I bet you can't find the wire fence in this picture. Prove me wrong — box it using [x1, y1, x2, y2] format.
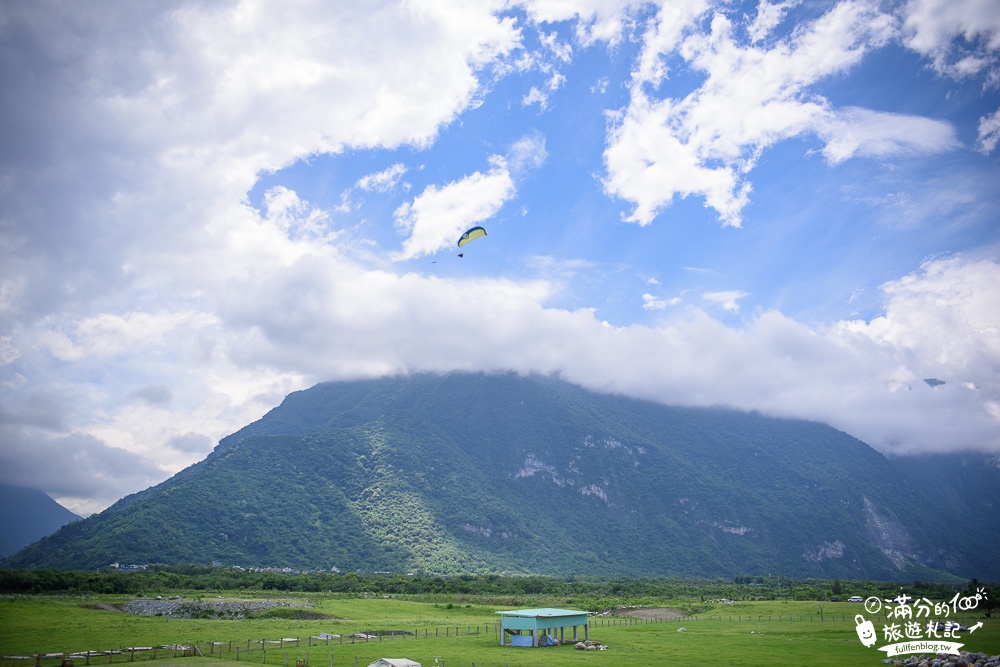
[2, 613, 985, 667]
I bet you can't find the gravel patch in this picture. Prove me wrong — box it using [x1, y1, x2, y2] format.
[612, 606, 687, 620]
[120, 599, 305, 620]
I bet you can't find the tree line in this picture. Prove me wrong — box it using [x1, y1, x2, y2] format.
[0, 566, 994, 613]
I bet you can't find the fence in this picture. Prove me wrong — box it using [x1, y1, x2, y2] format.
[3, 613, 984, 667]
[0, 645, 199, 667]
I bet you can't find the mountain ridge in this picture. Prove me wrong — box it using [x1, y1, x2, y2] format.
[0, 484, 81, 558]
[4, 372, 995, 580]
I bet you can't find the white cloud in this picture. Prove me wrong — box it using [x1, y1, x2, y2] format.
[603, 1, 959, 227]
[519, 0, 646, 46]
[508, 131, 549, 175]
[604, 91, 752, 226]
[0, 0, 997, 518]
[702, 290, 749, 312]
[641, 292, 681, 310]
[900, 0, 1000, 79]
[818, 107, 960, 164]
[356, 163, 408, 192]
[38, 311, 221, 362]
[633, 0, 710, 90]
[748, 0, 801, 44]
[828, 256, 1000, 451]
[262, 186, 335, 241]
[391, 131, 545, 260]
[392, 156, 516, 260]
[977, 108, 1000, 154]
[524, 86, 550, 109]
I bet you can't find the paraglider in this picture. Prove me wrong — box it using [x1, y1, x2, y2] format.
[456, 226, 487, 257]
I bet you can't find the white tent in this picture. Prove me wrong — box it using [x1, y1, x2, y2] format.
[367, 660, 421, 667]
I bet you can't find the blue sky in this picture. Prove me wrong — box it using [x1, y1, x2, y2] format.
[1, 0, 999, 515]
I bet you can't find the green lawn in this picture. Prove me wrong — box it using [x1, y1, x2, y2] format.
[1, 595, 996, 667]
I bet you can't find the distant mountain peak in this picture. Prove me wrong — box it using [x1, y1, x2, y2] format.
[4, 373, 996, 580]
[0, 484, 81, 558]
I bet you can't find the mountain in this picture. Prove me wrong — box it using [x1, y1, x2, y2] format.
[0, 484, 81, 558]
[890, 450, 1000, 545]
[4, 373, 996, 579]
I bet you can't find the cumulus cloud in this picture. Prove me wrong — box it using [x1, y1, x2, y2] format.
[208, 246, 1000, 458]
[520, 0, 647, 46]
[603, 0, 960, 227]
[828, 256, 1000, 450]
[747, 0, 801, 44]
[900, 0, 1000, 79]
[391, 131, 546, 260]
[392, 156, 516, 260]
[0, 0, 996, 517]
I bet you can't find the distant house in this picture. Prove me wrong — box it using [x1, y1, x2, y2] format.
[495, 607, 590, 647]
[367, 659, 421, 667]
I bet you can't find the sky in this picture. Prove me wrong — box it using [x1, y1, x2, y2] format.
[1, 0, 999, 516]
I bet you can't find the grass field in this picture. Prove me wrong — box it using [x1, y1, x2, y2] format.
[1, 594, 996, 667]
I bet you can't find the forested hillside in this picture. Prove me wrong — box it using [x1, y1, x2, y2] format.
[5, 373, 996, 580]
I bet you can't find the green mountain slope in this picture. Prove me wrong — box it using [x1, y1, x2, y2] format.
[5, 373, 995, 579]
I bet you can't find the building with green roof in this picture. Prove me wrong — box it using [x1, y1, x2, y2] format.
[494, 608, 590, 647]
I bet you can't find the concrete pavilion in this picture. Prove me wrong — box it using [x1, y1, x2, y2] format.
[495, 608, 590, 647]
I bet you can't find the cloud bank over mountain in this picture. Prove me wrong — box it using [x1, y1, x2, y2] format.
[1, 0, 997, 514]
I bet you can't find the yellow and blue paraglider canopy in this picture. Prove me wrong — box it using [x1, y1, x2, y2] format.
[457, 225, 487, 248]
